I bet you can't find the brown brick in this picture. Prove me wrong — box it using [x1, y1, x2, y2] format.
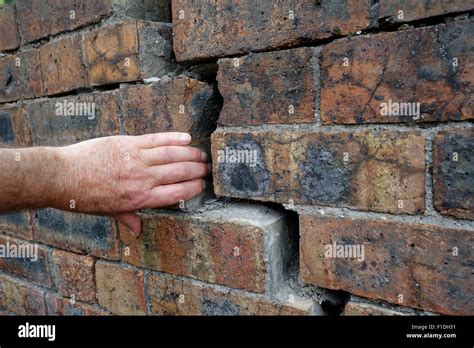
[51, 250, 96, 303]
[0, 274, 46, 315]
[26, 92, 120, 146]
[172, 0, 371, 62]
[95, 261, 146, 315]
[321, 20, 473, 124]
[121, 203, 289, 293]
[33, 209, 120, 260]
[16, 0, 112, 43]
[0, 4, 20, 51]
[0, 234, 52, 287]
[45, 292, 110, 315]
[40, 34, 87, 95]
[0, 211, 33, 240]
[379, 0, 474, 23]
[118, 76, 220, 144]
[0, 105, 32, 147]
[0, 49, 43, 103]
[212, 130, 425, 214]
[344, 300, 408, 316]
[84, 20, 174, 86]
[147, 272, 314, 315]
[433, 129, 474, 220]
[217, 48, 316, 126]
[300, 214, 474, 315]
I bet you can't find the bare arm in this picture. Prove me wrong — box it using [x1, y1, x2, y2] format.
[0, 132, 209, 236]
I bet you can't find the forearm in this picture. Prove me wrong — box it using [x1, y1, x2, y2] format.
[0, 147, 67, 212]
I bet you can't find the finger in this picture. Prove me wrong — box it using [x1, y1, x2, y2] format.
[113, 212, 142, 238]
[150, 161, 210, 185]
[140, 146, 207, 166]
[140, 179, 206, 208]
[132, 132, 192, 149]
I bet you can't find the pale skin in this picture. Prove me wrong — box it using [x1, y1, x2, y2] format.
[0, 132, 210, 237]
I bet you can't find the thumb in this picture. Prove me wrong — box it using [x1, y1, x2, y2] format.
[113, 212, 142, 238]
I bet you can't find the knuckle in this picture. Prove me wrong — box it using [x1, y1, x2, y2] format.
[173, 164, 188, 180]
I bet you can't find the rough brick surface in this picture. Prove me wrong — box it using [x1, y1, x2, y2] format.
[51, 250, 96, 303]
[121, 203, 289, 293]
[147, 272, 314, 315]
[433, 128, 474, 220]
[0, 106, 32, 147]
[45, 292, 110, 315]
[40, 34, 87, 95]
[33, 209, 119, 260]
[0, 274, 46, 315]
[84, 20, 174, 86]
[118, 77, 220, 143]
[321, 20, 473, 124]
[212, 130, 425, 214]
[0, 211, 33, 240]
[379, 0, 474, 23]
[300, 215, 474, 315]
[16, 0, 112, 43]
[172, 0, 372, 61]
[95, 261, 147, 315]
[0, 4, 20, 51]
[0, 234, 52, 287]
[344, 300, 408, 316]
[26, 93, 120, 146]
[217, 48, 317, 126]
[0, 50, 43, 103]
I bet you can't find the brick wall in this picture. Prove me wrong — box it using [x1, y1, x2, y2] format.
[0, 0, 472, 316]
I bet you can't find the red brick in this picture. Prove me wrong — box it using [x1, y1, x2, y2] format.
[212, 130, 425, 214]
[51, 250, 96, 303]
[39, 34, 87, 95]
[45, 292, 110, 315]
[0, 49, 43, 103]
[217, 47, 316, 126]
[433, 129, 474, 220]
[172, 0, 372, 61]
[33, 209, 120, 260]
[147, 272, 314, 315]
[84, 20, 174, 86]
[379, 0, 474, 23]
[321, 20, 473, 124]
[0, 211, 33, 240]
[95, 261, 147, 315]
[118, 76, 220, 144]
[0, 234, 52, 287]
[0, 105, 32, 147]
[0, 274, 46, 315]
[121, 203, 288, 293]
[0, 4, 20, 51]
[16, 0, 112, 43]
[300, 214, 474, 315]
[344, 300, 408, 316]
[26, 92, 120, 146]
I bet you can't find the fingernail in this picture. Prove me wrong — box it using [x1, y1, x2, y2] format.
[179, 133, 191, 142]
[201, 152, 208, 161]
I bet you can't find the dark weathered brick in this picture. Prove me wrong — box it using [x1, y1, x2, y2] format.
[16, 0, 112, 43]
[0, 234, 52, 287]
[212, 130, 425, 214]
[172, 0, 372, 61]
[45, 292, 110, 315]
[26, 93, 120, 146]
[379, 0, 474, 23]
[0, 50, 43, 103]
[147, 272, 314, 315]
[217, 48, 316, 126]
[300, 214, 474, 315]
[321, 20, 473, 124]
[0, 211, 33, 240]
[0, 274, 46, 315]
[0, 106, 32, 147]
[33, 209, 119, 260]
[0, 4, 20, 51]
[433, 129, 474, 220]
[121, 203, 289, 293]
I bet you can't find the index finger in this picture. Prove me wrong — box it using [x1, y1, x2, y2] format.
[132, 132, 192, 148]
